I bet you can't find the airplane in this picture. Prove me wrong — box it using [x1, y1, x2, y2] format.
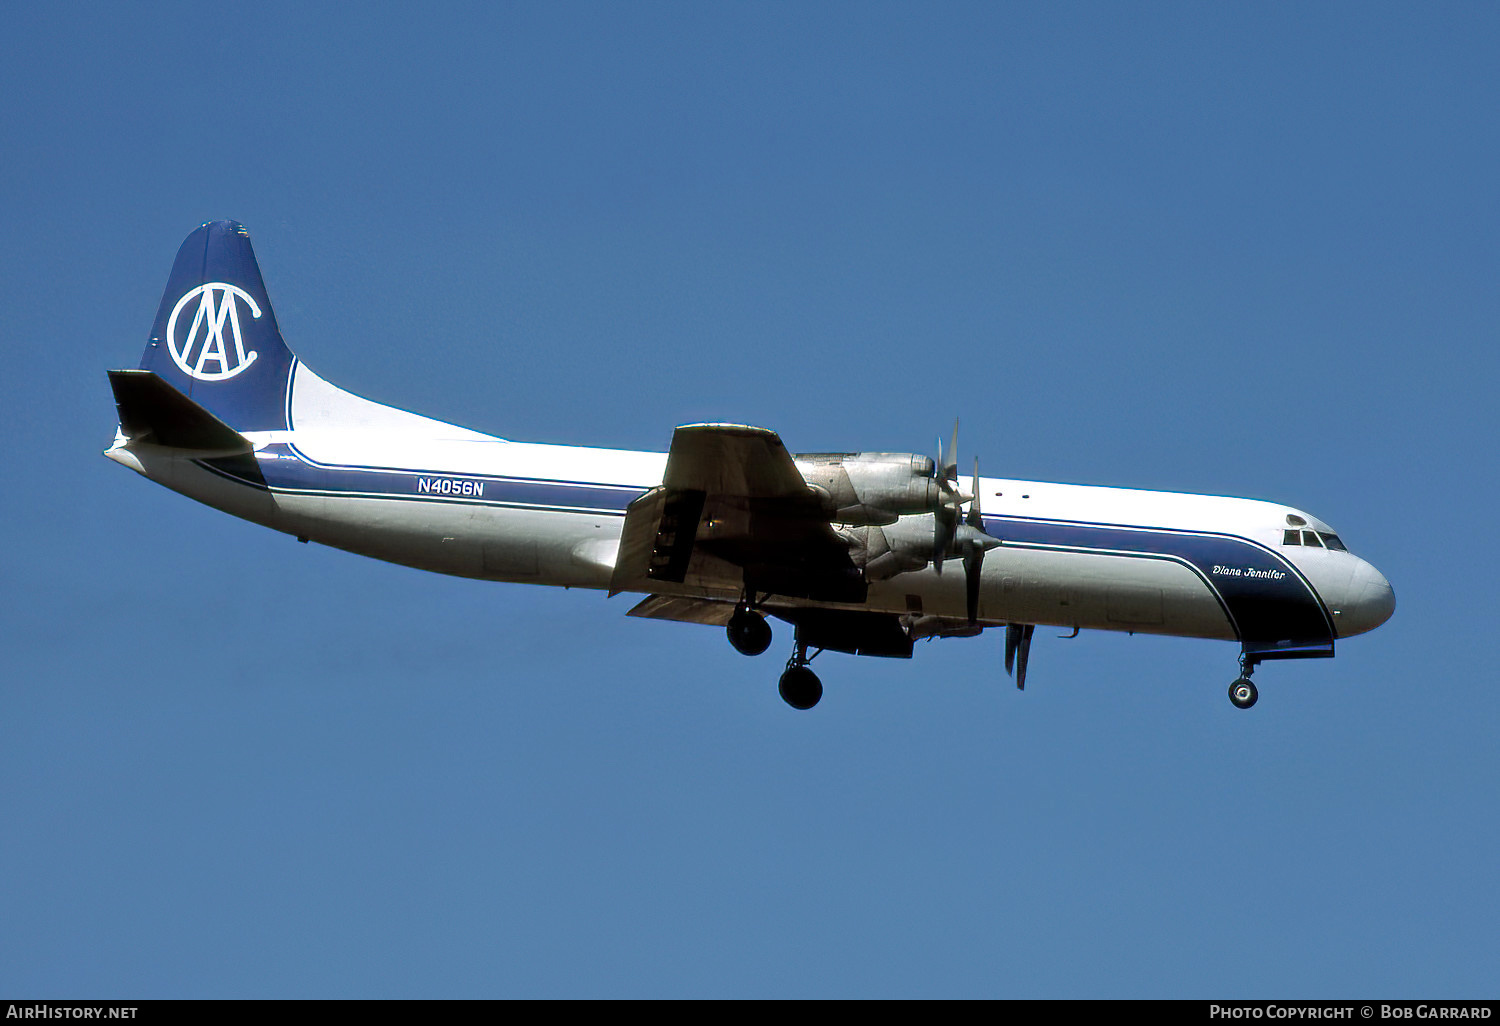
[104, 221, 1395, 711]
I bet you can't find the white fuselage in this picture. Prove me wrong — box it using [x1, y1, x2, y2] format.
[108, 362, 1394, 654]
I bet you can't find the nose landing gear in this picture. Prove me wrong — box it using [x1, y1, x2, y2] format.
[1228, 651, 1259, 710]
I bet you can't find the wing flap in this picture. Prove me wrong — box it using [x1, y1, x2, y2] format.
[626, 594, 738, 626]
[609, 487, 665, 596]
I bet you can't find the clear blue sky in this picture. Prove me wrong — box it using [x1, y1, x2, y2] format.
[2, 2, 1495, 998]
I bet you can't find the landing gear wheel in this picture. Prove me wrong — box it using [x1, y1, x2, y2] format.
[1229, 677, 1258, 710]
[726, 609, 773, 656]
[778, 666, 823, 710]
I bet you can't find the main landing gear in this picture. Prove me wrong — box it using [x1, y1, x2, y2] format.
[725, 601, 821, 709]
[1228, 651, 1259, 710]
[726, 604, 773, 656]
[778, 639, 822, 711]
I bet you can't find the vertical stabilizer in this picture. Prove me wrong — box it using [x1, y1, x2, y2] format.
[139, 221, 296, 432]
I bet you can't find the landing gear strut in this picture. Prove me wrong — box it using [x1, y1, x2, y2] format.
[1228, 651, 1259, 710]
[778, 637, 822, 710]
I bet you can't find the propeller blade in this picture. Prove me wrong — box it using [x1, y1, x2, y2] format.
[933, 504, 957, 573]
[967, 457, 983, 529]
[963, 540, 982, 624]
[1015, 624, 1032, 690]
[1005, 623, 1035, 690]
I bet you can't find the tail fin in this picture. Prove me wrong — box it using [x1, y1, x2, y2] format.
[137, 221, 296, 432]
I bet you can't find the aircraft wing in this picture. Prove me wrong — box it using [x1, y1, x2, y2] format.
[609, 423, 866, 603]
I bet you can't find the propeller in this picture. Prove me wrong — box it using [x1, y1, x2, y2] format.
[958, 457, 996, 625]
[926, 427, 1030, 680]
[930, 426, 1000, 624]
[932, 421, 968, 573]
[1004, 623, 1035, 690]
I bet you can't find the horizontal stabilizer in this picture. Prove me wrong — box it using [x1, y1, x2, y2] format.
[107, 369, 252, 453]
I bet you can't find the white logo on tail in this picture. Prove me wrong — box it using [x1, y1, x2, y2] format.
[166, 282, 262, 381]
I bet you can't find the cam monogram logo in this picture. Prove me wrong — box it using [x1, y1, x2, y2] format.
[165, 282, 262, 381]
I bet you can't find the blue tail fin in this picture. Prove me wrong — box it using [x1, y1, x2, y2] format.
[139, 221, 296, 432]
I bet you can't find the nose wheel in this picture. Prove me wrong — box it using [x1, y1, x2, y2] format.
[1228, 651, 1259, 709]
[1228, 677, 1258, 709]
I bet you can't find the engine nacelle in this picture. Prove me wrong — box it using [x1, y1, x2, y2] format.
[837, 514, 940, 582]
[795, 452, 941, 526]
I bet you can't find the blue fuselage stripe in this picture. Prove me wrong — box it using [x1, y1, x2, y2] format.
[199, 448, 1335, 650]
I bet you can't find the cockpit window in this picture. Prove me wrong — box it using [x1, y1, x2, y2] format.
[1282, 525, 1349, 552]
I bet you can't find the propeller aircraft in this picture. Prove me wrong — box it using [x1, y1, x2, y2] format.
[106, 222, 1395, 710]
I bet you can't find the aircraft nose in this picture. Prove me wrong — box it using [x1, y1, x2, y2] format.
[1335, 559, 1396, 638]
